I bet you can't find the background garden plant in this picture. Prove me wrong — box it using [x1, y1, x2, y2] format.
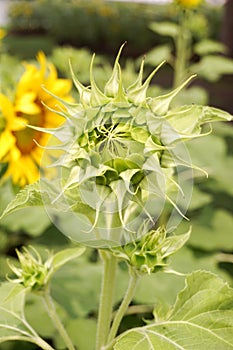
[0, 1, 233, 350]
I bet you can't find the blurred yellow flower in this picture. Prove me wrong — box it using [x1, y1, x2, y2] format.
[0, 28, 6, 40]
[176, 0, 202, 8]
[0, 28, 6, 48]
[0, 52, 72, 186]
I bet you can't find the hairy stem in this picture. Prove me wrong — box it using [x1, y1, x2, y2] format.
[35, 337, 57, 350]
[43, 288, 75, 350]
[216, 253, 233, 263]
[0, 336, 55, 350]
[107, 268, 139, 344]
[96, 250, 118, 350]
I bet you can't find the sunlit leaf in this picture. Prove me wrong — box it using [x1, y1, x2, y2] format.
[55, 318, 97, 350]
[149, 22, 179, 38]
[51, 246, 86, 271]
[139, 45, 171, 67]
[114, 271, 233, 350]
[0, 182, 44, 219]
[0, 283, 35, 343]
[191, 55, 233, 82]
[194, 40, 226, 56]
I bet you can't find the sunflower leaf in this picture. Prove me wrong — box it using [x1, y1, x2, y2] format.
[51, 246, 86, 272]
[0, 182, 45, 219]
[113, 271, 233, 350]
[149, 22, 179, 38]
[0, 283, 36, 343]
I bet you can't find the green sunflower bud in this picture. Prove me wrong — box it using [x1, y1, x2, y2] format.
[8, 246, 52, 291]
[7, 245, 85, 291]
[111, 226, 191, 274]
[35, 43, 232, 248]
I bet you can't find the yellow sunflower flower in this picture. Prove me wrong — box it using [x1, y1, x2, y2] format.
[175, 0, 203, 8]
[0, 52, 72, 186]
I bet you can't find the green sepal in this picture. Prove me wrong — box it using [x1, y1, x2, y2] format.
[69, 60, 91, 106]
[112, 63, 129, 107]
[127, 58, 145, 92]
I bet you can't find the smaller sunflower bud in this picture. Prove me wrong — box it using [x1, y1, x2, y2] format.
[8, 246, 52, 291]
[111, 227, 190, 274]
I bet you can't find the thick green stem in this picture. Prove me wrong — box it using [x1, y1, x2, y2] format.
[173, 10, 190, 88]
[96, 250, 118, 350]
[107, 268, 139, 344]
[43, 288, 75, 350]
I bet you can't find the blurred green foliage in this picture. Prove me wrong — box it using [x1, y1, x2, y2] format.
[5, 0, 223, 58]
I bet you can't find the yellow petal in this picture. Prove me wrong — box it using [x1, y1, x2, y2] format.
[37, 51, 47, 76]
[48, 79, 72, 97]
[16, 101, 41, 115]
[0, 94, 27, 130]
[15, 92, 41, 115]
[9, 116, 27, 131]
[16, 66, 40, 96]
[0, 130, 16, 159]
[5, 154, 39, 186]
[44, 110, 65, 128]
[0, 94, 15, 121]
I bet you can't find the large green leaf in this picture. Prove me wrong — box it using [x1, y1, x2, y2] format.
[25, 293, 56, 339]
[134, 243, 232, 308]
[0, 283, 35, 343]
[0, 207, 51, 237]
[51, 257, 102, 318]
[54, 318, 97, 350]
[114, 271, 233, 350]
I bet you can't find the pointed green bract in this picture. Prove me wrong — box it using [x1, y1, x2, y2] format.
[127, 60, 166, 105]
[105, 42, 126, 97]
[149, 74, 196, 115]
[90, 54, 111, 107]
